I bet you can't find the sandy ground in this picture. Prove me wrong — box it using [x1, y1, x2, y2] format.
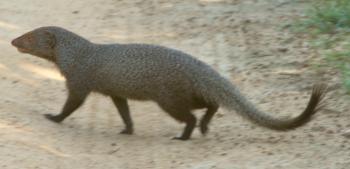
[0, 0, 349, 168]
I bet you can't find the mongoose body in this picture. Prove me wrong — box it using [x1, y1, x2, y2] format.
[12, 26, 326, 140]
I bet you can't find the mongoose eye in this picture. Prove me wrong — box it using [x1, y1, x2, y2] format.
[43, 31, 56, 48]
[26, 36, 34, 42]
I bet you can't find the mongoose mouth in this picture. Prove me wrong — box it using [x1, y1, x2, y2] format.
[16, 47, 30, 53]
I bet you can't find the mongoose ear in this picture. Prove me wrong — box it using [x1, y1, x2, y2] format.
[44, 30, 56, 48]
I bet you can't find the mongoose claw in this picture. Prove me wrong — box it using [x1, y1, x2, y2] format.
[44, 114, 63, 123]
[200, 125, 208, 136]
[119, 128, 133, 135]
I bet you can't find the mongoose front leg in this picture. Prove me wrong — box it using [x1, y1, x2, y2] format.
[111, 96, 133, 134]
[45, 90, 89, 123]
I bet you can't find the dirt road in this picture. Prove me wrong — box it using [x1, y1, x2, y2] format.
[0, 0, 349, 168]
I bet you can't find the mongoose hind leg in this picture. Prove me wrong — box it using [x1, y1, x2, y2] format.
[158, 101, 197, 140]
[45, 89, 89, 123]
[111, 96, 133, 134]
[171, 112, 197, 141]
[199, 104, 219, 135]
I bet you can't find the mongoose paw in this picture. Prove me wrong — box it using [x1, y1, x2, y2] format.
[119, 128, 133, 135]
[44, 114, 63, 123]
[171, 136, 190, 141]
[200, 125, 208, 136]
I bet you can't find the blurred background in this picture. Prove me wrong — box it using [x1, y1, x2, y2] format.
[0, 0, 349, 168]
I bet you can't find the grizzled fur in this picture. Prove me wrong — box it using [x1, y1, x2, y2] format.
[12, 26, 327, 140]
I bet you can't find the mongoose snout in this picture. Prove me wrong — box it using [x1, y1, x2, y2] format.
[11, 36, 26, 52]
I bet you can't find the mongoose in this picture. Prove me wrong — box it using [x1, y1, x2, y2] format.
[11, 26, 327, 140]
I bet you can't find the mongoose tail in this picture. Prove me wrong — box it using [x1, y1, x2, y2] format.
[221, 84, 327, 130]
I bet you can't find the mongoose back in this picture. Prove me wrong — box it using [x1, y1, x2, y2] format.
[11, 26, 327, 140]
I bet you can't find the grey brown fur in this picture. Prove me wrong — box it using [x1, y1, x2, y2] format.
[11, 26, 327, 140]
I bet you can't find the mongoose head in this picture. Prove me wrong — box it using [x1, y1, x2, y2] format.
[12, 28, 56, 61]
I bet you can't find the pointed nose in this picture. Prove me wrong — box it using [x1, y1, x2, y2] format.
[11, 38, 19, 47]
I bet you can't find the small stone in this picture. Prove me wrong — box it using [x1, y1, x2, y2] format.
[107, 148, 119, 154]
[268, 136, 275, 140]
[277, 47, 288, 53]
[326, 130, 334, 134]
[244, 19, 251, 24]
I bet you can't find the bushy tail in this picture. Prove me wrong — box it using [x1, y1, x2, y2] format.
[208, 78, 327, 130]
